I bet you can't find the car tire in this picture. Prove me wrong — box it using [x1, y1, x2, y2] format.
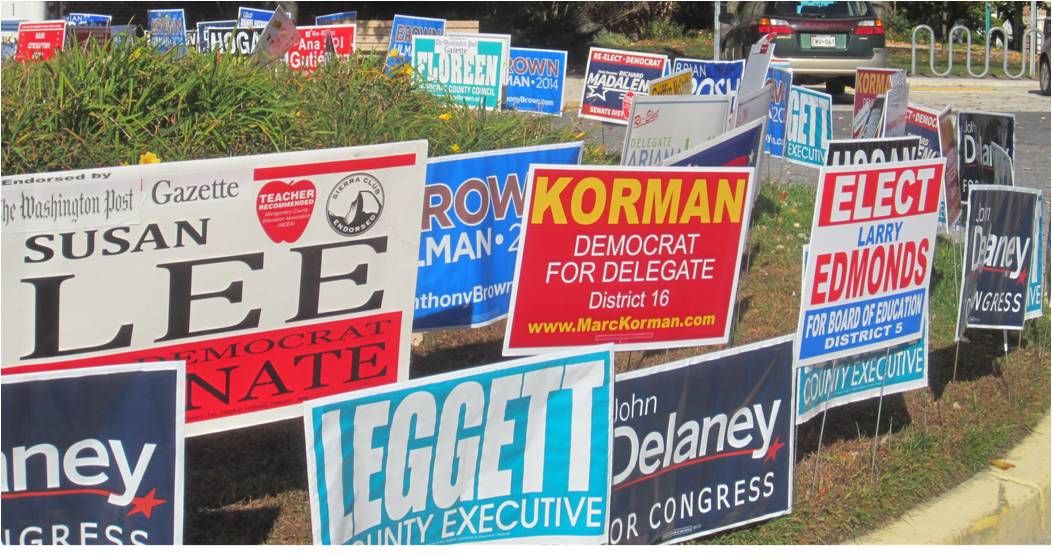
[1040, 56, 1051, 96]
[825, 79, 846, 96]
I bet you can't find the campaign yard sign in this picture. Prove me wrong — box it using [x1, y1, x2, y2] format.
[505, 47, 568, 115]
[795, 159, 945, 367]
[797, 325, 927, 424]
[824, 136, 920, 167]
[764, 65, 792, 157]
[147, 9, 186, 52]
[504, 165, 755, 355]
[733, 83, 773, 129]
[304, 347, 613, 545]
[15, 21, 66, 62]
[316, 11, 357, 26]
[956, 185, 1038, 337]
[385, 14, 445, 71]
[285, 25, 355, 72]
[413, 35, 507, 111]
[206, 27, 262, 55]
[938, 107, 962, 227]
[1026, 191, 1045, 319]
[238, 6, 273, 29]
[990, 143, 1014, 186]
[609, 336, 794, 545]
[579, 47, 669, 125]
[664, 118, 766, 169]
[907, 103, 962, 228]
[957, 110, 1015, 195]
[416, 143, 584, 330]
[66, 13, 111, 27]
[784, 86, 832, 168]
[1, 141, 428, 436]
[857, 95, 886, 140]
[738, 34, 776, 96]
[882, 80, 909, 137]
[671, 58, 744, 96]
[620, 95, 732, 166]
[647, 69, 693, 96]
[1, 362, 185, 545]
[196, 20, 236, 52]
[253, 5, 300, 66]
[852, 67, 902, 138]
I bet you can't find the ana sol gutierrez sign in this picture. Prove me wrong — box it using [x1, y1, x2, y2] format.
[285, 24, 356, 72]
[504, 165, 755, 355]
[795, 158, 944, 367]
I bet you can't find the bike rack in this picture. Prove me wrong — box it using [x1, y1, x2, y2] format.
[911, 24, 1039, 79]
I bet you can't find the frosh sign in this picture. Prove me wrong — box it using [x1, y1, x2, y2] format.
[1, 142, 427, 436]
[796, 159, 944, 366]
[505, 165, 755, 354]
[286, 25, 356, 72]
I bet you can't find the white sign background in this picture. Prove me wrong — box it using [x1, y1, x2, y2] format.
[2, 141, 428, 435]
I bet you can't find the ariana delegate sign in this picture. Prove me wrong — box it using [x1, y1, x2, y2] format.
[608, 336, 794, 545]
[303, 347, 613, 545]
[796, 159, 944, 367]
[0, 142, 428, 436]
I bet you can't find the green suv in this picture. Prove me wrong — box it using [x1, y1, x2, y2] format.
[720, 1, 889, 95]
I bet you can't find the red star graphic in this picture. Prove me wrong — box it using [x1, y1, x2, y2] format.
[1016, 270, 1028, 285]
[764, 436, 785, 463]
[127, 488, 166, 519]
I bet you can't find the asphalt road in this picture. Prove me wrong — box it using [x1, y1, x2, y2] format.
[556, 76, 1051, 209]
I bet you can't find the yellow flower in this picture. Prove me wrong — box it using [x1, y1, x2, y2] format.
[401, 65, 413, 76]
[450, 144, 461, 153]
[139, 151, 161, 164]
[573, 130, 587, 139]
[389, 49, 400, 59]
[438, 113, 452, 121]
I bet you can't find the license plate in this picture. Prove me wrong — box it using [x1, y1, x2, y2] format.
[810, 34, 836, 48]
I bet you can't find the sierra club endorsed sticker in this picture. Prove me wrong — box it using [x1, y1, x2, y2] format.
[326, 173, 384, 236]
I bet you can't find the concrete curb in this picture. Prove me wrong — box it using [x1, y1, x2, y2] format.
[850, 413, 1051, 544]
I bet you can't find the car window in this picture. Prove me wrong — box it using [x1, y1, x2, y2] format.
[766, 1, 871, 18]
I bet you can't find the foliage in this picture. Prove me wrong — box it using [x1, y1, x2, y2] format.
[883, 6, 915, 43]
[593, 29, 634, 48]
[640, 19, 687, 41]
[1, 37, 596, 175]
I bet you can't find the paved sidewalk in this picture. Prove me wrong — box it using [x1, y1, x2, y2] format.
[851, 413, 1051, 544]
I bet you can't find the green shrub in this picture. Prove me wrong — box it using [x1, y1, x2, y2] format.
[593, 29, 634, 48]
[883, 8, 914, 43]
[641, 19, 686, 41]
[2, 37, 601, 174]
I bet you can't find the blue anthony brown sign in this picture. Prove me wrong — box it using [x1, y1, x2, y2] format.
[1, 362, 185, 545]
[609, 336, 794, 545]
